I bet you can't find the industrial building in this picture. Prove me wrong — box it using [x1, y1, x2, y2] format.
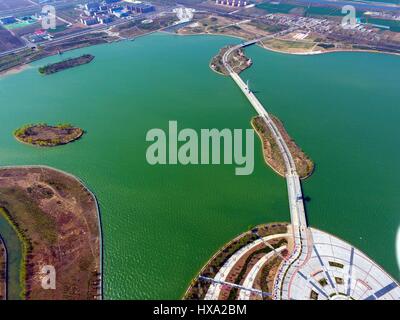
[113, 10, 130, 18]
[79, 1, 155, 23]
[97, 15, 113, 24]
[108, 6, 124, 13]
[125, 2, 155, 14]
[80, 17, 99, 26]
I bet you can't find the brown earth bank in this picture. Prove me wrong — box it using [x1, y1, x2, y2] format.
[210, 46, 252, 75]
[183, 222, 289, 300]
[0, 236, 5, 300]
[0, 166, 101, 300]
[251, 115, 314, 179]
[14, 124, 84, 147]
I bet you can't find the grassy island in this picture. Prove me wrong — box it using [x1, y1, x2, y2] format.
[251, 115, 314, 179]
[0, 166, 101, 300]
[0, 236, 5, 300]
[210, 46, 252, 76]
[14, 123, 84, 147]
[38, 54, 94, 75]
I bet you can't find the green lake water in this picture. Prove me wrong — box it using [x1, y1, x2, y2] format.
[0, 33, 399, 298]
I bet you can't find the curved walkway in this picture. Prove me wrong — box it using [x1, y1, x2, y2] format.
[238, 246, 287, 300]
[204, 233, 290, 300]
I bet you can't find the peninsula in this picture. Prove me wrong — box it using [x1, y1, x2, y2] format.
[0, 166, 101, 300]
[14, 124, 84, 147]
[251, 115, 314, 179]
[38, 54, 94, 75]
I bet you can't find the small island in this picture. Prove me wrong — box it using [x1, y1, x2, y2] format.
[210, 46, 252, 76]
[0, 166, 102, 300]
[14, 123, 84, 147]
[38, 54, 94, 75]
[251, 115, 314, 179]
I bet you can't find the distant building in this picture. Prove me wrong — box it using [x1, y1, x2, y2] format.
[108, 6, 123, 13]
[104, 0, 120, 3]
[98, 15, 113, 24]
[80, 17, 99, 26]
[0, 16, 17, 25]
[215, 0, 247, 7]
[84, 2, 100, 11]
[113, 10, 130, 18]
[94, 10, 109, 16]
[126, 2, 155, 14]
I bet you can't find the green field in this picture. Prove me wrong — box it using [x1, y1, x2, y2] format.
[4, 19, 37, 30]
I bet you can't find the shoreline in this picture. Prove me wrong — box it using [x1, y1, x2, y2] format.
[259, 42, 400, 57]
[1, 31, 399, 78]
[0, 64, 31, 78]
[0, 165, 103, 300]
[174, 29, 400, 57]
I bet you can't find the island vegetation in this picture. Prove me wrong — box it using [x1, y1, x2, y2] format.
[0, 237, 5, 300]
[38, 54, 94, 75]
[210, 46, 252, 75]
[251, 115, 314, 179]
[0, 166, 101, 300]
[14, 123, 84, 147]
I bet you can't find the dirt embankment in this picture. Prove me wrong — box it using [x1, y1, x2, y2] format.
[0, 237, 6, 300]
[210, 46, 252, 75]
[251, 115, 314, 179]
[14, 124, 84, 147]
[0, 166, 101, 300]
